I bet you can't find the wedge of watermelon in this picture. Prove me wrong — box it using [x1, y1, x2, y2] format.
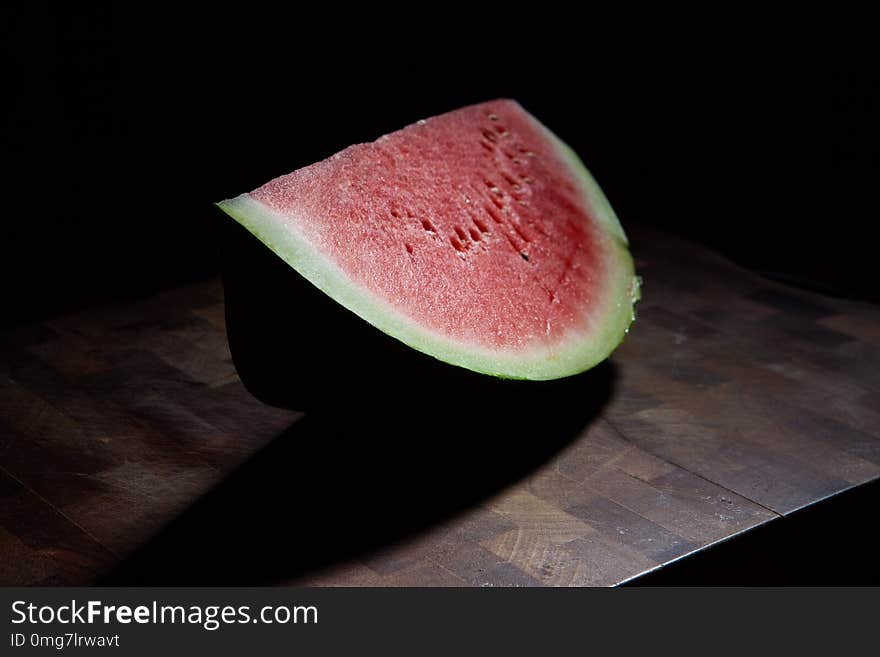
[218, 99, 638, 381]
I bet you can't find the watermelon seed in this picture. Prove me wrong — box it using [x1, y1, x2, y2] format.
[511, 221, 531, 243]
[484, 203, 504, 224]
[450, 236, 466, 253]
[469, 227, 481, 241]
[520, 252, 530, 262]
[481, 129, 498, 143]
[488, 113, 498, 121]
[405, 243, 414, 254]
[472, 217, 489, 233]
[421, 219, 437, 234]
[494, 125, 508, 135]
[417, 119, 427, 126]
[390, 209, 401, 218]
[502, 231, 522, 252]
[454, 226, 467, 242]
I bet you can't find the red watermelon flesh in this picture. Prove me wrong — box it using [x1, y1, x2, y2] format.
[218, 100, 638, 380]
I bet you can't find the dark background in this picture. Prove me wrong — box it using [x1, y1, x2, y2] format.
[2, 6, 873, 327]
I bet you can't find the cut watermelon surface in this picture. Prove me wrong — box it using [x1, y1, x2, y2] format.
[218, 100, 639, 380]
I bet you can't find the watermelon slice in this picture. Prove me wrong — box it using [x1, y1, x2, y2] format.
[217, 100, 638, 381]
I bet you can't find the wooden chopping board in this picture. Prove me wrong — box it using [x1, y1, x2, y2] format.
[1, 224, 878, 586]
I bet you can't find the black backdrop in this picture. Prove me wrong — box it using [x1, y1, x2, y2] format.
[2, 6, 873, 327]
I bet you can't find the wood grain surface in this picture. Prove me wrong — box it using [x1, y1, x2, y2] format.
[1, 225, 878, 586]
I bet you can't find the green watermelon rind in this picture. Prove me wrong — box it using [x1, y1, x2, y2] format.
[216, 112, 639, 381]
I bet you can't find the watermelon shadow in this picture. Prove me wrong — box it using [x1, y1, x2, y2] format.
[99, 221, 616, 584]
